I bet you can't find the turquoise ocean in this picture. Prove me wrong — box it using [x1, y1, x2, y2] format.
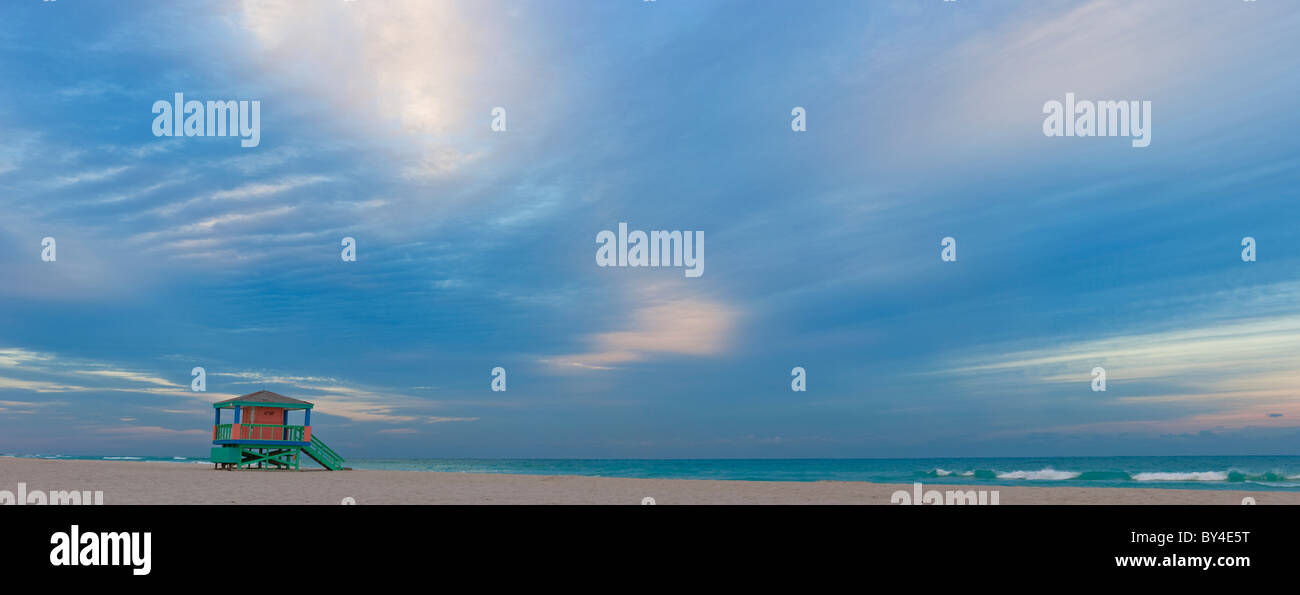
[9, 454, 1300, 491]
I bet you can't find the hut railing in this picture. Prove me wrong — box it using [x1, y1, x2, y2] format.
[308, 435, 345, 469]
[213, 423, 306, 442]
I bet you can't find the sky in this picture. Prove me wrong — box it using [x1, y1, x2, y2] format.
[1, 0, 1299, 459]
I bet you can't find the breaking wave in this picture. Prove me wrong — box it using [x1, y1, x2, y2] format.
[922, 467, 1296, 484]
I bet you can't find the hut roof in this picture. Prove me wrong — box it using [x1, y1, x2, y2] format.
[212, 390, 314, 409]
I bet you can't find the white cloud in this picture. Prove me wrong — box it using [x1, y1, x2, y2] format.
[129, 205, 298, 244]
[543, 290, 740, 371]
[48, 166, 131, 189]
[93, 425, 207, 438]
[875, 0, 1298, 167]
[942, 282, 1300, 433]
[237, 0, 532, 177]
[74, 369, 178, 388]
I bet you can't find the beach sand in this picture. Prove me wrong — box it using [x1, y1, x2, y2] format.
[2, 457, 1295, 504]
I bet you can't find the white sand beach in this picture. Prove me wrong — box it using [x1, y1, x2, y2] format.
[1, 457, 1296, 504]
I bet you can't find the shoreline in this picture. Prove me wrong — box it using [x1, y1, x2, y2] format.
[3, 457, 1298, 504]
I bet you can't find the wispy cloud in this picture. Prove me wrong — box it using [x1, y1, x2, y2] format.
[48, 165, 131, 189]
[74, 369, 178, 387]
[543, 293, 739, 371]
[942, 284, 1300, 435]
[236, 0, 535, 178]
[93, 425, 207, 438]
[204, 370, 477, 424]
[129, 205, 298, 244]
[147, 175, 331, 217]
[0, 347, 222, 401]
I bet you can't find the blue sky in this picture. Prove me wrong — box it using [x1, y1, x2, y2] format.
[2, 0, 1299, 458]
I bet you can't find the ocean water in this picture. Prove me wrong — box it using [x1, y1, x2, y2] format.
[10, 454, 1300, 491]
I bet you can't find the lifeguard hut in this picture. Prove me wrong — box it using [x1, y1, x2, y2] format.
[209, 390, 346, 470]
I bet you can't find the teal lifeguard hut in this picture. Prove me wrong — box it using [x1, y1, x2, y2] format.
[209, 390, 346, 470]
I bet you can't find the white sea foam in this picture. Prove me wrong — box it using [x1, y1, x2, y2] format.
[933, 468, 953, 476]
[1132, 471, 1228, 482]
[996, 468, 1080, 480]
[1252, 481, 1300, 488]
